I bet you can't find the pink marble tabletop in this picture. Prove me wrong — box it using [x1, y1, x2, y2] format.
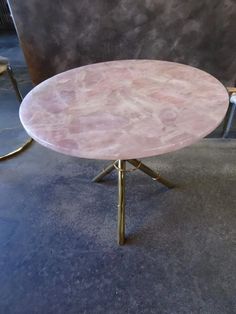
[20, 60, 229, 160]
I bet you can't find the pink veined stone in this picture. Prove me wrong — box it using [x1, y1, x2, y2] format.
[19, 60, 229, 160]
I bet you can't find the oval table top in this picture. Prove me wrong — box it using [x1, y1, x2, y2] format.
[20, 60, 229, 160]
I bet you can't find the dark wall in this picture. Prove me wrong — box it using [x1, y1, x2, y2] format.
[8, 0, 236, 85]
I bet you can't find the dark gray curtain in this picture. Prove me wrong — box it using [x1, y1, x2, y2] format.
[8, 0, 236, 85]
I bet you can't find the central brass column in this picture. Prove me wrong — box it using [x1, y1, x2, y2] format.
[92, 158, 175, 245]
[117, 160, 126, 245]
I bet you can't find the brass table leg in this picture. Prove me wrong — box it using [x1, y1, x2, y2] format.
[117, 160, 126, 245]
[92, 160, 118, 182]
[93, 158, 175, 245]
[128, 159, 175, 189]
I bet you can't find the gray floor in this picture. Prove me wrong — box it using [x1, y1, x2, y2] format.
[1, 32, 236, 314]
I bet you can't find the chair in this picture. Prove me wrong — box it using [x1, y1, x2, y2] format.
[0, 56, 32, 160]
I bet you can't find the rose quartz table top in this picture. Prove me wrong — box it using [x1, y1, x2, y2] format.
[20, 60, 229, 160]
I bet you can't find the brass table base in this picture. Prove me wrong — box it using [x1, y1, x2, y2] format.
[0, 63, 33, 161]
[0, 137, 33, 161]
[93, 159, 175, 245]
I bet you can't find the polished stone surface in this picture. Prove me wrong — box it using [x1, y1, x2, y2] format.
[20, 60, 228, 160]
[0, 139, 236, 313]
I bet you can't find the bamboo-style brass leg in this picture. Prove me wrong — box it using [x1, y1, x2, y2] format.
[117, 160, 126, 245]
[128, 159, 175, 189]
[92, 160, 118, 182]
[93, 158, 174, 245]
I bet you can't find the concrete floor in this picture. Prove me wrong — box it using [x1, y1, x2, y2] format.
[0, 31, 236, 313]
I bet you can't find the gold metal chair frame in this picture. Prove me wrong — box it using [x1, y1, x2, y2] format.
[92, 159, 175, 245]
[0, 63, 33, 161]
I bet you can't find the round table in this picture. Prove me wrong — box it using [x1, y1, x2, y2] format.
[20, 60, 229, 245]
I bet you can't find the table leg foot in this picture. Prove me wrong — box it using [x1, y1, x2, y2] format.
[92, 160, 118, 182]
[128, 159, 175, 189]
[117, 160, 126, 245]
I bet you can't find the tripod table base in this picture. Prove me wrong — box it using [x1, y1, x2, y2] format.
[92, 159, 175, 245]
